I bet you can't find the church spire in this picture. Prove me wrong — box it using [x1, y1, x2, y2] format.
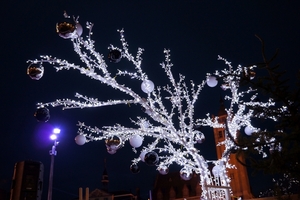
[218, 97, 227, 117]
[101, 158, 109, 191]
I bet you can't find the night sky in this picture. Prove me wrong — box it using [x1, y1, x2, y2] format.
[1, 1, 300, 199]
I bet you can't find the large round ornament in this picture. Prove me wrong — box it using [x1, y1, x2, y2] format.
[129, 135, 143, 148]
[141, 80, 155, 93]
[27, 64, 44, 80]
[144, 151, 159, 166]
[206, 76, 218, 87]
[130, 164, 140, 174]
[180, 168, 192, 180]
[75, 135, 86, 145]
[34, 107, 50, 122]
[108, 49, 122, 63]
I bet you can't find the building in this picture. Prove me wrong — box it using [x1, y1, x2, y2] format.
[76, 159, 138, 200]
[151, 172, 201, 200]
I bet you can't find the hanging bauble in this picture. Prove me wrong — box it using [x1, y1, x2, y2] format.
[180, 168, 192, 180]
[75, 135, 86, 145]
[129, 135, 143, 148]
[75, 23, 83, 37]
[130, 164, 140, 174]
[194, 130, 205, 144]
[34, 107, 50, 122]
[105, 137, 121, 150]
[27, 63, 44, 80]
[105, 137, 120, 154]
[212, 165, 223, 177]
[141, 80, 155, 93]
[244, 126, 254, 136]
[144, 151, 159, 166]
[56, 21, 79, 39]
[158, 166, 169, 175]
[207, 76, 218, 87]
[243, 70, 256, 80]
[108, 49, 122, 63]
[139, 151, 147, 162]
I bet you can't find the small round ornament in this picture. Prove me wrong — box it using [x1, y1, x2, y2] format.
[130, 164, 140, 174]
[158, 166, 169, 175]
[129, 135, 143, 148]
[75, 135, 86, 145]
[206, 76, 218, 87]
[105, 137, 120, 154]
[75, 23, 83, 37]
[144, 151, 159, 166]
[180, 168, 192, 180]
[108, 49, 122, 63]
[34, 107, 50, 122]
[56, 20, 82, 39]
[27, 63, 44, 80]
[139, 151, 147, 162]
[194, 130, 205, 144]
[141, 80, 155, 93]
[244, 126, 254, 136]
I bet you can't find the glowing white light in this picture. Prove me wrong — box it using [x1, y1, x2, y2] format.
[50, 134, 57, 140]
[53, 128, 61, 134]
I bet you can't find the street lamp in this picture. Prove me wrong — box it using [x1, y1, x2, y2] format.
[47, 128, 60, 200]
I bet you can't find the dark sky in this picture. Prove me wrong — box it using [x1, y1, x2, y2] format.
[1, 1, 300, 199]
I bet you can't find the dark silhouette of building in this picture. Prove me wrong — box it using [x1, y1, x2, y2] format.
[10, 160, 44, 200]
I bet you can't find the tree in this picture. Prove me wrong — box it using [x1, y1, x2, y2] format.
[230, 36, 300, 197]
[27, 14, 298, 199]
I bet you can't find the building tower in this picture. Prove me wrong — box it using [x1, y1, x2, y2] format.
[213, 99, 253, 199]
[101, 158, 109, 191]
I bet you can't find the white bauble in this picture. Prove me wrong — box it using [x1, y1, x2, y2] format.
[141, 80, 154, 93]
[244, 126, 254, 136]
[75, 135, 86, 145]
[129, 135, 143, 148]
[158, 166, 169, 175]
[180, 168, 192, 180]
[76, 23, 83, 37]
[206, 76, 218, 87]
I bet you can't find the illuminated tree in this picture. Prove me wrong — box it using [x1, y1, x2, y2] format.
[27, 14, 298, 199]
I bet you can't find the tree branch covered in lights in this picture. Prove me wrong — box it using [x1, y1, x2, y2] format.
[27, 14, 299, 198]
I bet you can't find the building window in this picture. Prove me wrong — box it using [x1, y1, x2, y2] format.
[218, 130, 223, 139]
[230, 173, 234, 180]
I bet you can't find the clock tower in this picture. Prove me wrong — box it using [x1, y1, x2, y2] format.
[213, 99, 253, 199]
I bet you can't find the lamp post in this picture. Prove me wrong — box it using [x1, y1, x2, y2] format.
[47, 128, 60, 200]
